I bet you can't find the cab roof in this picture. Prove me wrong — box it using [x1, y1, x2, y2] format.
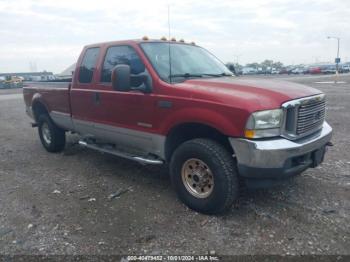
[84, 39, 196, 49]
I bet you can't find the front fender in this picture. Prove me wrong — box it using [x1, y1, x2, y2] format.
[159, 107, 244, 137]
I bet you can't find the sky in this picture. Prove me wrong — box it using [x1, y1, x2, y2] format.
[0, 0, 349, 73]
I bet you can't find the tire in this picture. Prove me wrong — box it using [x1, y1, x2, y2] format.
[170, 138, 239, 214]
[38, 114, 66, 153]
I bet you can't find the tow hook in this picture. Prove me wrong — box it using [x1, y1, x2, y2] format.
[31, 122, 38, 128]
[326, 141, 334, 147]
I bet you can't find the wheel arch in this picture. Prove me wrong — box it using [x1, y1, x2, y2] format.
[164, 122, 233, 162]
[32, 96, 50, 122]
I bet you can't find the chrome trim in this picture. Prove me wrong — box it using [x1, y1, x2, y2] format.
[281, 94, 326, 140]
[78, 140, 163, 165]
[229, 122, 332, 169]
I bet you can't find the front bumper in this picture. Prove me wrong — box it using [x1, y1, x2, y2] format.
[229, 122, 332, 186]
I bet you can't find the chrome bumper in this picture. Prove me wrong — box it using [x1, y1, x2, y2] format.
[229, 122, 332, 177]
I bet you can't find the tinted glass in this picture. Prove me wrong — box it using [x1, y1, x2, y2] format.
[101, 46, 145, 82]
[78, 47, 100, 83]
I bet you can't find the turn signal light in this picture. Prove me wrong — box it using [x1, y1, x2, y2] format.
[244, 129, 256, 139]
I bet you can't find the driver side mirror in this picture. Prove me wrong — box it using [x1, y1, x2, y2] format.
[111, 64, 131, 92]
[111, 64, 152, 93]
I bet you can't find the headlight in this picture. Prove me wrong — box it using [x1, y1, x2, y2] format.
[245, 109, 283, 138]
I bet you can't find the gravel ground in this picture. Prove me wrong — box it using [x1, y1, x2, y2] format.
[0, 74, 349, 256]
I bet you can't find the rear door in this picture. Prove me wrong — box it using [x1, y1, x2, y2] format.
[70, 46, 101, 135]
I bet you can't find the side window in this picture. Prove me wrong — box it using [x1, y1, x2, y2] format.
[78, 47, 100, 83]
[101, 46, 145, 83]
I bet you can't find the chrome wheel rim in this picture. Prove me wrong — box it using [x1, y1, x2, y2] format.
[42, 123, 52, 144]
[181, 158, 214, 198]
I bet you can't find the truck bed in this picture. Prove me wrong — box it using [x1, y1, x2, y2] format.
[23, 81, 71, 116]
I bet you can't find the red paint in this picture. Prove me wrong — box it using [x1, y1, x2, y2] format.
[309, 67, 322, 74]
[23, 39, 322, 138]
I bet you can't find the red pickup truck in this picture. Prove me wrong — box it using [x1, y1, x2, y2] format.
[23, 38, 332, 214]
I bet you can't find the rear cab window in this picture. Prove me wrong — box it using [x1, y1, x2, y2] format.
[78, 47, 100, 83]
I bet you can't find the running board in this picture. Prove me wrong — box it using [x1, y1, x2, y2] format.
[78, 140, 163, 165]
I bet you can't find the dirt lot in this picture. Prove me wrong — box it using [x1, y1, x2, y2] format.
[0, 74, 349, 256]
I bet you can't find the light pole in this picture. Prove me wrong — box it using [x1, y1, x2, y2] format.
[327, 36, 340, 74]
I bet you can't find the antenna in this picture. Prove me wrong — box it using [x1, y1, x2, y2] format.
[168, 5, 172, 83]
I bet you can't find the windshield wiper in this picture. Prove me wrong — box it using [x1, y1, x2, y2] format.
[169, 73, 203, 78]
[201, 73, 233, 77]
[169, 72, 232, 82]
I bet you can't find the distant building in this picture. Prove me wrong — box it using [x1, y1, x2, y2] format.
[0, 71, 54, 81]
[55, 63, 76, 80]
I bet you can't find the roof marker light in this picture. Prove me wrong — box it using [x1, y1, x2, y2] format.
[161, 36, 167, 41]
[171, 37, 176, 41]
[142, 36, 149, 40]
[179, 39, 185, 43]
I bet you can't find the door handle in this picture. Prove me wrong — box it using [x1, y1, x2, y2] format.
[93, 92, 100, 105]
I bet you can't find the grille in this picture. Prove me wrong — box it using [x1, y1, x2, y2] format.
[282, 94, 326, 139]
[296, 99, 326, 135]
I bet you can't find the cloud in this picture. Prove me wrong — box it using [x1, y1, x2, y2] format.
[0, 0, 349, 73]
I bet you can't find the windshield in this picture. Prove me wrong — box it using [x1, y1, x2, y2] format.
[140, 42, 232, 83]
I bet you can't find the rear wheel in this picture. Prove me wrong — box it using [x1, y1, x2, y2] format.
[170, 138, 239, 214]
[38, 114, 65, 152]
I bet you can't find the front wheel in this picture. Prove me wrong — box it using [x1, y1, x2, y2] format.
[170, 138, 239, 214]
[38, 114, 66, 153]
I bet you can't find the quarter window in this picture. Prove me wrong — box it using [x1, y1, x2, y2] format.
[78, 47, 100, 83]
[101, 46, 145, 83]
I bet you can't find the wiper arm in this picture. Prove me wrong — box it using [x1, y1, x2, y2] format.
[169, 73, 203, 78]
[201, 73, 233, 77]
[169, 72, 232, 82]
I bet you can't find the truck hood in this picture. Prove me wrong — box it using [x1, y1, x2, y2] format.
[176, 77, 322, 111]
